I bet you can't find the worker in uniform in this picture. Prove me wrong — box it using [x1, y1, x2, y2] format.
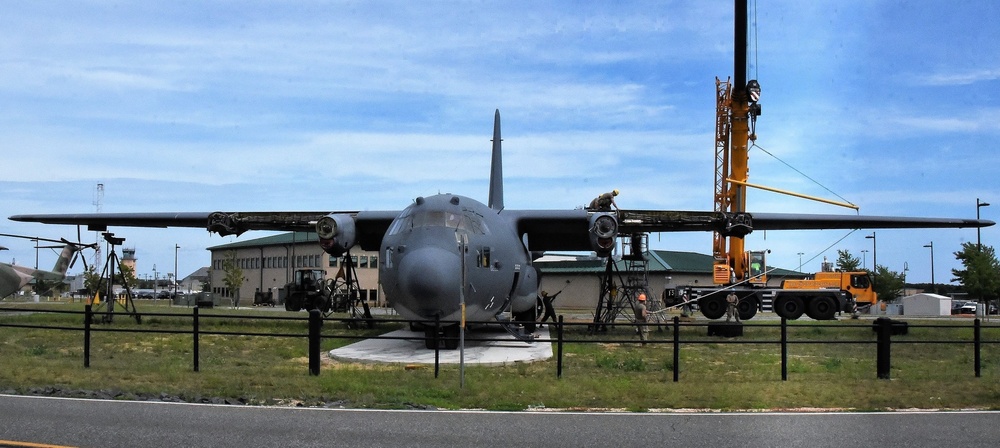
[725, 291, 740, 323]
[634, 293, 649, 344]
[680, 292, 693, 317]
[587, 189, 620, 212]
[539, 290, 562, 325]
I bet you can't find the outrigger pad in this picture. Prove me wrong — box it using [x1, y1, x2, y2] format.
[707, 321, 743, 337]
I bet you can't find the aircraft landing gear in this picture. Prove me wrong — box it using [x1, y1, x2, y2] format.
[423, 324, 460, 350]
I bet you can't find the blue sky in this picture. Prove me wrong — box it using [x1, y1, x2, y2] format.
[1, 1, 997, 285]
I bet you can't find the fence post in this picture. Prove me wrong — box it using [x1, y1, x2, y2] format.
[781, 317, 788, 381]
[193, 306, 200, 372]
[84, 304, 92, 368]
[557, 315, 564, 378]
[974, 318, 981, 378]
[672, 316, 679, 382]
[308, 309, 321, 376]
[876, 317, 892, 379]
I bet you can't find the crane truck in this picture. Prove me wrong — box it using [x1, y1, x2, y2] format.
[674, 1, 872, 321]
[673, 252, 876, 321]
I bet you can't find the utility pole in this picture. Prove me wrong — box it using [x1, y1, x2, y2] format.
[978, 198, 990, 252]
[923, 242, 935, 294]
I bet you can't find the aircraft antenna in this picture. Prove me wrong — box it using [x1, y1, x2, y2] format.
[92, 183, 104, 268]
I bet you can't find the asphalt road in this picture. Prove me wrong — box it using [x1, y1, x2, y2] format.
[1, 394, 998, 448]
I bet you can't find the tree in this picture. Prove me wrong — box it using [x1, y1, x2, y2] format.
[119, 263, 138, 292]
[952, 242, 1000, 308]
[83, 265, 102, 298]
[222, 250, 244, 308]
[835, 249, 861, 272]
[873, 265, 905, 303]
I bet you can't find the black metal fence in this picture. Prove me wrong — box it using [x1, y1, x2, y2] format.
[1, 305, 997, 380]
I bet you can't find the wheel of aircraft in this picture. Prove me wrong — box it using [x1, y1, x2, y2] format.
[514, 306, 537, 333]
[422, 325, 461, 350]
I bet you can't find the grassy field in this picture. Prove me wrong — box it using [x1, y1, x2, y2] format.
[2, 301, 1000, 411]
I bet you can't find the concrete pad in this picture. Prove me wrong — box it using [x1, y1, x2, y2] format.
[329, 326, 553, 366]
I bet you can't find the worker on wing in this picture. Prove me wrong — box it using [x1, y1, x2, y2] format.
[587, 189, 620, 212]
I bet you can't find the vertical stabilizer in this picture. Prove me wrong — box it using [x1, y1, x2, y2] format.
[488, 109, 504, 211]
[52, 245, 78, 277]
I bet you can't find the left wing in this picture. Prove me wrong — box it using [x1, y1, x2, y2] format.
[510, 209, 993, 253]
[9, 211, 401, 251]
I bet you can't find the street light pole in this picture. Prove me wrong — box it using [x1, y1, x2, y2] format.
[978, 198, 990, 252]
[31, 238, 39, 270]
[797, 252, 804, 272]
[861, 249, 868, 269]
[174, 244, 180, 305]
[866, 232, 877, 291]
[923, 242, 935, 294]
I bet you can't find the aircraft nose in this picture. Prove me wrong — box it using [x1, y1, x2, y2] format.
[397, 246, 461, 312]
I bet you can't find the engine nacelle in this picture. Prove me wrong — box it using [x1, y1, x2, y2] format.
[316, 213, 357, 256]
[588, 213, 618, 257]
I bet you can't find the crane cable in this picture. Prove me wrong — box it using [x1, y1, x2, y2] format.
[750, 141, 859, 212]
[750, 0, 759, 82]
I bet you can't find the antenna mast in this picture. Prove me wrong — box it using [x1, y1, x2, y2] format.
[92, 183, 104, 268]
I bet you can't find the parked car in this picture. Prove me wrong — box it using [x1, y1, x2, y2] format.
[951, 301, 967, 315]
[959, 302, 979, 315]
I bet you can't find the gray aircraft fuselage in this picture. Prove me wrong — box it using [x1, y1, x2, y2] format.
[380, 193, 538, 323]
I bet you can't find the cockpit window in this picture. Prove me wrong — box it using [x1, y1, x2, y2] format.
[386, 209, 489, 235]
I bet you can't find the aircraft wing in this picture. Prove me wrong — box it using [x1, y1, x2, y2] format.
[12, 209, 994, 254]
[747, 212, 992, 231]
[510, 209, 993, 252]
[615, 209, 992, 232]
[9, 211, 400, 251]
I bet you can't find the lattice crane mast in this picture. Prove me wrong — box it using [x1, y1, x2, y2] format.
[712, 0, 763, 286]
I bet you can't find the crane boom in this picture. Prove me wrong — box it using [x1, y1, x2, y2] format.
[712, 0, 757, 285]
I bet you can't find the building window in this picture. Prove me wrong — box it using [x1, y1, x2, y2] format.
[329, 256, 338, 268]
[359, 255, 368, 268]
[369, 255, 378, 269]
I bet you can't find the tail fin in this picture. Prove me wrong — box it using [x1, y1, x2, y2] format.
[488, 109, 504, 211]
[51, 245, 78, 278]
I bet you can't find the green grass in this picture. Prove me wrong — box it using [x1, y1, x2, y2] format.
[3, 302, 1000, 411]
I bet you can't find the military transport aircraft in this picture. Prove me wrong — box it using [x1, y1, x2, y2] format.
[0, 234, 92, 299]
[10, 110, 994, 346]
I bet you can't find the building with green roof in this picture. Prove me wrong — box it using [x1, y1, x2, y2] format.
[203, 231, 806, 311]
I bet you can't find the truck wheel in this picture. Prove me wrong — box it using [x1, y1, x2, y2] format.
[806, 297, 837, 320]
[737, 298, 758, 320]
[699, 296, 726, 320]
[285, 298, 301, 312]
[774, 296, 805, 320]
